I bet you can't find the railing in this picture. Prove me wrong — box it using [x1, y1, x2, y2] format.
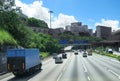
[0, 52, 7, 75]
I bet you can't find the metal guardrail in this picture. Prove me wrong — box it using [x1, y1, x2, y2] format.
[0, 63, 7, 75]
[0, 52, 7, 75]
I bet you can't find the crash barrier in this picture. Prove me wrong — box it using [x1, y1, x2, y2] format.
[0, 52, 7, 75]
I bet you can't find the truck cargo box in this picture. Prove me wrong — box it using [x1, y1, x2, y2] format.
[7, 48, 42, 75]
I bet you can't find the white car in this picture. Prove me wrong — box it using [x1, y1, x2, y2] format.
[108, 49, 113, 54]
[55, 57, 63, 64]
[83, 52, 87, 57]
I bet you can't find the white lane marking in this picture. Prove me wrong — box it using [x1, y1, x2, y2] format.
[108, 69, 120, 80]
[80, 54, 88, 72]
[56, 53, 73, 81]
[87, 76, 91, 81]
[110, 59, 120, 64]
[56, 72, 63, 81]
[63, 66, 66, 71]
[0, 75, 14, 81]
[81, 61, 87, 72]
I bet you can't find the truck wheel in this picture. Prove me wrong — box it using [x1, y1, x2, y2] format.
[39, 63, 42, 70]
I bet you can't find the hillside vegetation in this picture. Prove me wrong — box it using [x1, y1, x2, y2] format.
[0, 0, 61, 54]
[0, 29, 17, 45]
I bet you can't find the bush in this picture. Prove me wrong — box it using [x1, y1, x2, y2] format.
[117, 56, 120, 61]
[0, 11, 61, 53]
[41, 52, 49, 58]
[0, 29, 17, 45]
[95, 47, 120, 61]
[105, 54, 118, 58]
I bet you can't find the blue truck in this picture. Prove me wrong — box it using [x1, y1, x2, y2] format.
[7, 48, 42, 76]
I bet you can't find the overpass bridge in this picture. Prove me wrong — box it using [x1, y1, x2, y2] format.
[59, 40, 92, 50]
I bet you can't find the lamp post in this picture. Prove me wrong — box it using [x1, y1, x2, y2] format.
[48, 10, 53, 29]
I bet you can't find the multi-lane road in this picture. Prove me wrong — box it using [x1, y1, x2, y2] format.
[0, 51, 120, 81]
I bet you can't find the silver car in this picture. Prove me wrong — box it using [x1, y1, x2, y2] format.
[83, 52, 87, 57]
[55, 57, 63, 64]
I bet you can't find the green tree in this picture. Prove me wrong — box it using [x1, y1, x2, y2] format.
[59, 31, 103, 43]
[79, 32, 90, 36]
[0, 29, 17, 45]
[0, 0, 61, 54]
[0, 0, 15, 12]
[27, 17, 48, 28]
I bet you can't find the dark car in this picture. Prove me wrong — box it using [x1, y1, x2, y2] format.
[62, 53, 67, 59]
[74, 51, 78, 55]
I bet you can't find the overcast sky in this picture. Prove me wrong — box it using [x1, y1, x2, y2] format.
[15, 0, 120, 31]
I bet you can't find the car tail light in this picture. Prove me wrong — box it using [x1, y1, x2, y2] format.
[22, 63, 24, 69]
[8, 64, 10, 71]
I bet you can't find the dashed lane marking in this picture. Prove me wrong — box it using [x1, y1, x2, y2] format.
[56, 72, 63, 81]
[87, 76, 91, 81]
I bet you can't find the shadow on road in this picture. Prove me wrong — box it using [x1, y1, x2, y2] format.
[8, 69, 43, 81]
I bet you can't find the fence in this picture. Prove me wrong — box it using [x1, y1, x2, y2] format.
[0, 52, 7, 75]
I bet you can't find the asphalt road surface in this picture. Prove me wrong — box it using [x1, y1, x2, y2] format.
[0, 52, 120, 81]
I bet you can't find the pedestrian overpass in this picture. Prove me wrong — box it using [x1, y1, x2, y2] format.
[59, 40, 92, 50]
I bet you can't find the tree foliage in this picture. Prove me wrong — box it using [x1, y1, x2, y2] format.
[0, 0, 61, 54]
[0, 29, 17, 45]
[27, 17, 48, 28]
[59, 32, 103, 43]
[79, 32, 90, 36]
[0, 0, 15, 12]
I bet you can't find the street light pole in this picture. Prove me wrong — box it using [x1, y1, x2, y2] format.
[48, 10, 53, 29]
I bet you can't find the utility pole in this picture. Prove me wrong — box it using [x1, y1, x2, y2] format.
[48, 10, 53, 29]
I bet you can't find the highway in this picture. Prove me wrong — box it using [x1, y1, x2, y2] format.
[0, 52, 120, 81]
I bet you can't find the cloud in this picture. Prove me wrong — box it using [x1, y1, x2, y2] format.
[15, 0, 77, 28]
[52, 13, 78, 28]
[15, 0, 49, 22]
[95, 19, 120, 31]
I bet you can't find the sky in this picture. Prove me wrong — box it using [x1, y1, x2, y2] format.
[15, 0, 120, 31]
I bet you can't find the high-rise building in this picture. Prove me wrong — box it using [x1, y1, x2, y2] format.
[65, 25, 71, 31]
[71, 22, 82, 27]
[66, 22, 90, 35]
[70, 22, 82, 35]
[79, 25, 88, 33]
[88, 29, 93, 36]
[111, 29, 120, 41]
[96, 25, 112, 39]
[71, 26, 80, 35]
